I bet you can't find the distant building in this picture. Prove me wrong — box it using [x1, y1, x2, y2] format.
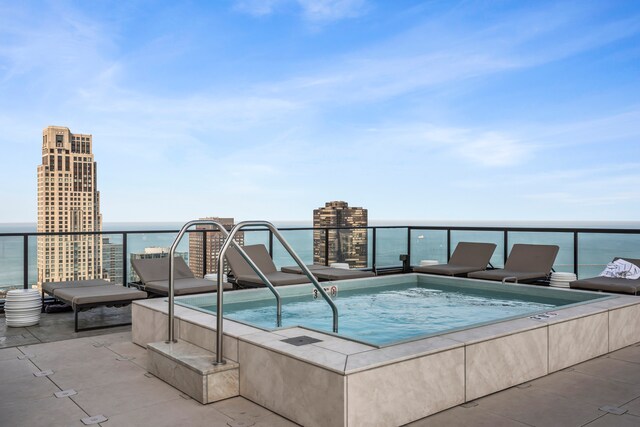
[188, 217, 244, 278]
[37, 126, 103, 287]
[313, 201, 368, 268]
[102, 237, 123, 284]
[129, 247, 188, 282]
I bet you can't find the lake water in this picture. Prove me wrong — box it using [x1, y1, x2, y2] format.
[1, 221, 639, 290]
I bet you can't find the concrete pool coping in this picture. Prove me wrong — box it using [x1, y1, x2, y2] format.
[132, 274, 640, 426]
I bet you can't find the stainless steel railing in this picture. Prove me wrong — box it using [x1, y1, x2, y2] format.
[214, 220, 339, 365]
[166, 220, 282, 347]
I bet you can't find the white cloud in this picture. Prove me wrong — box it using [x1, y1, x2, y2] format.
[233, 0, 283, 16]
[297, 0, 366, 21]
[233, 0, 366, 22]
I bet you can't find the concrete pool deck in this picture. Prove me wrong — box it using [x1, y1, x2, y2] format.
[2, 312, 640, 426]
[132, 275, 640, 426]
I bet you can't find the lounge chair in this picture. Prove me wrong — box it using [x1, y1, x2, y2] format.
[468, 244, 559, 283]
[225, 244, 311, 287]
[412, 242, 497, 277]
[570, 257, 640, 295]
[130, 256, 232, 296]
[42, 279, 147, 332]
[280, 264, 375, 281]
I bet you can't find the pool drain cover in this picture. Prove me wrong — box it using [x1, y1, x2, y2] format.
[281, 336, 322, 346]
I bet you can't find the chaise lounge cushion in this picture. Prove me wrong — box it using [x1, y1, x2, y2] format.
[235, 271, 311, 287]
[414, 265, 487, 276]
[467, 269, 549, 282]
[131, 257, 195, 282]
[413, 242, 497, 277]
[468, 244, 559, 283]
[280, 265, 375, 280]
[144, 278, 233, 295]
[43, 279, 110, 294]
[310, 269, 375, 281]
[280, 264, 330, 274]
[570, 257, 640, 295]
[131, 257, 231, 295]
[226, 244, 311, 287]
[569, 276, 640, 295]
[53, 285, 147, 310]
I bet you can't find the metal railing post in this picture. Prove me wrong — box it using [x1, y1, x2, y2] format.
[324, 229, 329, 266]
[574, 231, 579, 276]
[446, 229, 451, 262]
[122, 232, 128, 286]
[268, 230, 274, 258]
[503, 231, 509, 267]
[406, 227, 411, 266]
[23, 235, 28, 289]
[372, 228, 377, 272]
[201, 229, 207, 275]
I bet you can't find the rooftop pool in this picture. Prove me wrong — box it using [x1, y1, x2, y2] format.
[175, 274, 608, 346]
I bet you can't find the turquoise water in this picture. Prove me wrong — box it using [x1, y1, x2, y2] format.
[1, 221, 640, 289]
[178, 276, 604, 346]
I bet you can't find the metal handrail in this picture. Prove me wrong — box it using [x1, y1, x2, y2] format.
[214, 220, 339, 365]
[167, 220, 230, 343]
[166, 219, 283, 365]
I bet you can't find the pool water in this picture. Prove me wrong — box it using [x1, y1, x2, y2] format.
[177, 275, 606, 346]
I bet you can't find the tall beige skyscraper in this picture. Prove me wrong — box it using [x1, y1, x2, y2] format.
[188, 217, 244, 278]
[37, 126, 103, 287]
[313, 201, 368, 268]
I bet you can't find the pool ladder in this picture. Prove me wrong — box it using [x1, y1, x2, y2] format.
[165, 220, 339, 365]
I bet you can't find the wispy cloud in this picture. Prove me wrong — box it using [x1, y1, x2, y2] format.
[233, 0, 366, 22]
[233, 0, 283, 17]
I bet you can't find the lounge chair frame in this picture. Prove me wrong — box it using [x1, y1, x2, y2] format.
[42, 285, 145, 332]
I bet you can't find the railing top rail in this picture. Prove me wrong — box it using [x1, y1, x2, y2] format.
[2, 225, 640, 238]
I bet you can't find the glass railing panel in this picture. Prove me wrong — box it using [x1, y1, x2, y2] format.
[375, 228, 408, 268]
[409, 229, 448, 266]
[271, 229, 314, 269]
[314, 227, 370, 269]
[508, 232, 574, 273]
[126, 231, 181, 283]
[0, 236, 25, 297]
[450, 231, 505, 268]
[100, 233, 124, 284]
[243, 229, 270, 248]
[577, 233, 640, 279]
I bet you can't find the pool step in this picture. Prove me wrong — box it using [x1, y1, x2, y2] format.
[147, 340, 239, 404]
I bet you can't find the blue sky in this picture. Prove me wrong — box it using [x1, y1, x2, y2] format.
[1, 0, 639, 223]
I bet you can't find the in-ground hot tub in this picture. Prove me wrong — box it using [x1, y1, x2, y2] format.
[175, 274, 606, 346]
[132, 274, 640, 426]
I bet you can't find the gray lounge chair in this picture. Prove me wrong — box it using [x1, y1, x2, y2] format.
[131, 257, 232, 296]
[412, 242, 497, 277]
[570, 257, 640, 295]
[468, 244, 559, 283]
[280, 264, 375, 281]
[41, 279, 147, 332]
[225, 244, 311, 287]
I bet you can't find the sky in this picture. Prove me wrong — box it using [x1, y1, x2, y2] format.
[0, 0, 639, 223]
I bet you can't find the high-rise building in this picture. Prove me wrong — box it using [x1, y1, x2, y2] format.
[102, 237, 123, 284]
[188, 217, 244, 278]
[37, 126, 103, 287]
[129, 247, 188, 282]
[313, 201, 368, 268]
